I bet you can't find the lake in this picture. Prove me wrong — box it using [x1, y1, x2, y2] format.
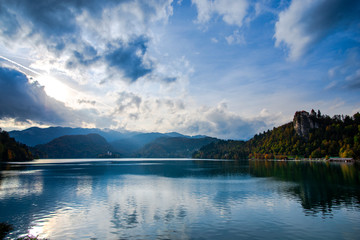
[0, 159, 360, 239]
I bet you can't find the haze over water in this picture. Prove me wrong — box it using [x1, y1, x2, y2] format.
[1, 159, 359, 239]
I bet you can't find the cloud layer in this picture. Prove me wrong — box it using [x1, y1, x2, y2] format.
[274, 0, 360, 60]
[0, 0, 359, 139]
[0, 66, 71, 125]
[0, 0, 174, 84]
[192, 0, 249, 26]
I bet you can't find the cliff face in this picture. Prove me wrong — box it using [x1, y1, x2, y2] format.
[293, 110, 319, 139]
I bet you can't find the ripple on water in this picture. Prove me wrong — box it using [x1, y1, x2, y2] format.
[1, 159, 360, 239]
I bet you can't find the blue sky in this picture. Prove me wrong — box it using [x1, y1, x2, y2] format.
[0, 0, 359, 139]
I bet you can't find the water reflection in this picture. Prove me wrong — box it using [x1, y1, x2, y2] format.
[249, 160, 360, 217]
[0, 159, 359, 239]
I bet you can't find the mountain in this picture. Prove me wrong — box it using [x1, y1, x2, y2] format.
[110, 132, 191, 156]
[9, 126, 211, 157]
[33, 134, 117, 159]
[110, 133, 165, 156]
[135, 136, 216, 158]
[193, 110, 360, 160]
[29, 131, 215, 159]
[8, 127, 131, 146]
[0, 129, 33, 162]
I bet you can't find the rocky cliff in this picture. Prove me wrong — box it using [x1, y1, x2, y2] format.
[293, 110, 319, 139]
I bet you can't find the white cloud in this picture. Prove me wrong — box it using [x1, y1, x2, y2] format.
[274, 0, 315, 60]
[213, 0, 248, 26]
[102, 89, 274, 139]
[274, 0, 360, 60]
[192, 0, 213, 24]
[0, 0, 175, 86]
[325, 48, 360, 89]
[211, 37, 219, 43]
[225, 30, 245, 45]
[192, 0, 249, 27]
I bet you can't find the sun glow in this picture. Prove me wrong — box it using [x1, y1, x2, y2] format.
[35, 75, 74, 103]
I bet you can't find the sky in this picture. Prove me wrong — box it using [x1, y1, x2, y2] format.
[0, 0, 359, 139]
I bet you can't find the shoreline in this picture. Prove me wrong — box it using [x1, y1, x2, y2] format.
[249, 157, 355, 162]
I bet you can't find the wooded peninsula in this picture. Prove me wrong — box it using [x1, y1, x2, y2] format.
[193, 110, 360, 160]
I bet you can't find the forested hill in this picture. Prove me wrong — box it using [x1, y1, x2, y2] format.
[31, 133, 215, 159]
[0, 129, 33, 162]
[32, 134, 117, 159]
[135, 136, 216, 158]
[193, 110, 360, 160]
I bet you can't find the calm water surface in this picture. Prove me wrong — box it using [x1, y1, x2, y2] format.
[0, 159, 360, 239]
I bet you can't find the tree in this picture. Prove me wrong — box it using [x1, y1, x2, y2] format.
[0, 129, 33, 162]
[193, 111, 360, 160]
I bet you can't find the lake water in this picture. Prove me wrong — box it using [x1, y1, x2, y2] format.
[0, 159, 359, 239]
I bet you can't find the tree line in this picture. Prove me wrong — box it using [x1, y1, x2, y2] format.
[193, 111, 360, 160]
[0, 128, 33, 162]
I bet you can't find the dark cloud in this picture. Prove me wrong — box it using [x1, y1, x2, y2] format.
[0, 0, 82, 52]
[0, 67, 67, 124]
[105, 36, 153, 82]
[0, 66, 111, 127]
[163, 77, 177, 83]
[0, 3, 20, 37]
[303, 0, 360, 36]
[275, 0, 360, 59]
[0, 0, 171, 83]
[22, 1, 77, 35]
[346, 70, 360, 89]
[0, 0, 114, 34]
[67, 45, 100, 68]
[78, 99, 96, 105]
[115, 91, 142, 114]
[129, 113, 139, 120]
[0, 0, 120, 52]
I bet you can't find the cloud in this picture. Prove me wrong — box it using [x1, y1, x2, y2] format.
[274, 0, 360, 60]
[163, 77, 177, 83]
[326, 48, 360, 90]
[67, 44, 101, 68]
[107, 90, 268, 139]
[213, 0, 249, 26]
[0, 0, 173, 84]
[192, 0, 213, 24]
[192, 0, 249, 27]
[211, 37, 218, 43]
[225, 30, 245, 45]
[0, 3, 21, 38]
[78, 99, 96, 106]
[178, 102, 268, 139]
[346, 69, 360, 89]
[0, 0, 87, 52]
[0, 66, 67, 124]
[0, 66, 114, 128]
[114, 91, 142, 115]
[105, 36, 153, 82]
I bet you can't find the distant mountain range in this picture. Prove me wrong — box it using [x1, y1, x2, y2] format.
[5, 109, 360, 160]
[8, 127, 130, 146]
[134, 136, 216, 158]
[9, 127, 216, 159]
